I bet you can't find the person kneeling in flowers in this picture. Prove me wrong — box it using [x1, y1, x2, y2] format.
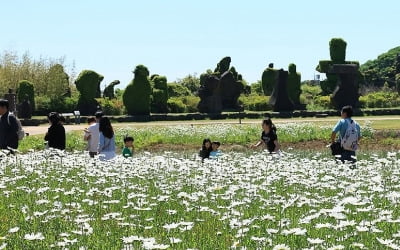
[251, 117, 280, 154]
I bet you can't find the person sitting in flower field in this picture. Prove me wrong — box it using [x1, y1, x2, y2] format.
[251, 117, 280, 154]
[209, 141, 222, 158]
[199, 138, 212, 160]
[44, 112, 66, 150]
[122, 136, 134, 158]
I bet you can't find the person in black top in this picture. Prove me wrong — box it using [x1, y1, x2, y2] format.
[0, 99, 18, 150]
[251, 117, 280, 153]
[199, 138, 212, 160]
[44, 112, 66, 150]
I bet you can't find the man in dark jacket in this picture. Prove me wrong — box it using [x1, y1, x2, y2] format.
[0, 99, 19, 150]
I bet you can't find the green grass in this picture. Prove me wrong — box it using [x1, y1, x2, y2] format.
[18, 122, 376, 154]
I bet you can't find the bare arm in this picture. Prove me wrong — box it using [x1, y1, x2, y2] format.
[330, 132, 337, 143]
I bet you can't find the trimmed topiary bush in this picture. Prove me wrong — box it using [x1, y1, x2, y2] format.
[75, 70, 104, 115]
[214, 57, 231, 75]
[261, 63, 277, 96]
[167, 97, 186, 113]
[151, 75, 168, 113]
[287, 63, 302, 105]
[17, 80, 35, 111]
[329, 38, 347, 63]
[123, 65, 152, 115]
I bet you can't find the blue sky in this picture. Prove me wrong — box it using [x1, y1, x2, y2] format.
[2, 0, 399, 89]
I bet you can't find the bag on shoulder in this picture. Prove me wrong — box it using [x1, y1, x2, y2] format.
[8, 113, 25, 140]
[330, 141, 343, 155]
[340, 119, 358, 151]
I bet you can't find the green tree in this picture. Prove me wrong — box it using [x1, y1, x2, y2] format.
[123, 65, 152, 115]
[176, 74, 200, 95]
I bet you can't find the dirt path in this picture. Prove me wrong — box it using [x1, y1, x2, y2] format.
[23, 116, 400, 136]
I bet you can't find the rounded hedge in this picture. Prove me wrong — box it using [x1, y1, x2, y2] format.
[123, 65, 152, 115]
[17, 80, 35, 111]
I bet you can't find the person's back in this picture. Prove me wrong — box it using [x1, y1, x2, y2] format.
[98, 116, 116, 160]
[0, 99, 19, 150]
[45, 112, 66, 150]
[331, 105, 361, 165]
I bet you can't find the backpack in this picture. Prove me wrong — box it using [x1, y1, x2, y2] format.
[340, 119, 358, 151]
[7, 113, 25, 140]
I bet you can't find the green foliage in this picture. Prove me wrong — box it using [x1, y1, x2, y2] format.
[75, 70, 104, 101]
[329, 38, 347, 63]
[96, 98, 124, 115]
[261, 66, 277, 95]
[214, 56, 231, 74]
[166, 96, 200, 113]
[35, 96, 78, 115]
[151, 75, 168, 113]
[0, 50, 72, 98]
[250, 81, 263, 95]
[17, 80, 35, 111]
[300, 83, 322, 108]
[319, 74, 338, 95]
[313, 95, 333, 109]
[182, 96, 200, 112]
[176, 74, 200, 95]
[396, 74, 400, 94]
[361, 46, 400, 87]
[167, 83, 192, 97]
[47, 64, 70, 98]
[316, 60, 331, 72]
[123, 65, 152, 115]
[359, 91, 400, 108]
[238, 94, 271, 111]
[167, 97, 186, 113]
[287, 63, 302, 104]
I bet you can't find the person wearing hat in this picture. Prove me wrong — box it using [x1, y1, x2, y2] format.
[209, 141, 221, 158]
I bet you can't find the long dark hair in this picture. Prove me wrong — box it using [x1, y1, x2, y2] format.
[202, 138, 212, 151]
[48, 112, 60, 125]
[262, 117, 276, 132]
[99, 117, 114, 139]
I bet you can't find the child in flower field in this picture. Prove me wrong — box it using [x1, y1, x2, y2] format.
[122, 136, 134, 158]
[209, 141, 222, 158]
[199, 138, 212, 160]
[251, 117, 280, 153]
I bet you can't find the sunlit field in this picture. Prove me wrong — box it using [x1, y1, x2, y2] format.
[1, 148, 400, 249]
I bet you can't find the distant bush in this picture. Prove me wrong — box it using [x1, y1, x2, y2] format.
[359, 91, 400, 108]
[35, 96, 78, 115]
[167, 83, 192, 97]
[167, 97, 186, 113]
[182, 96, 200, 112]
[97, 98, 124, 115]
[239, 95, 271, 111]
